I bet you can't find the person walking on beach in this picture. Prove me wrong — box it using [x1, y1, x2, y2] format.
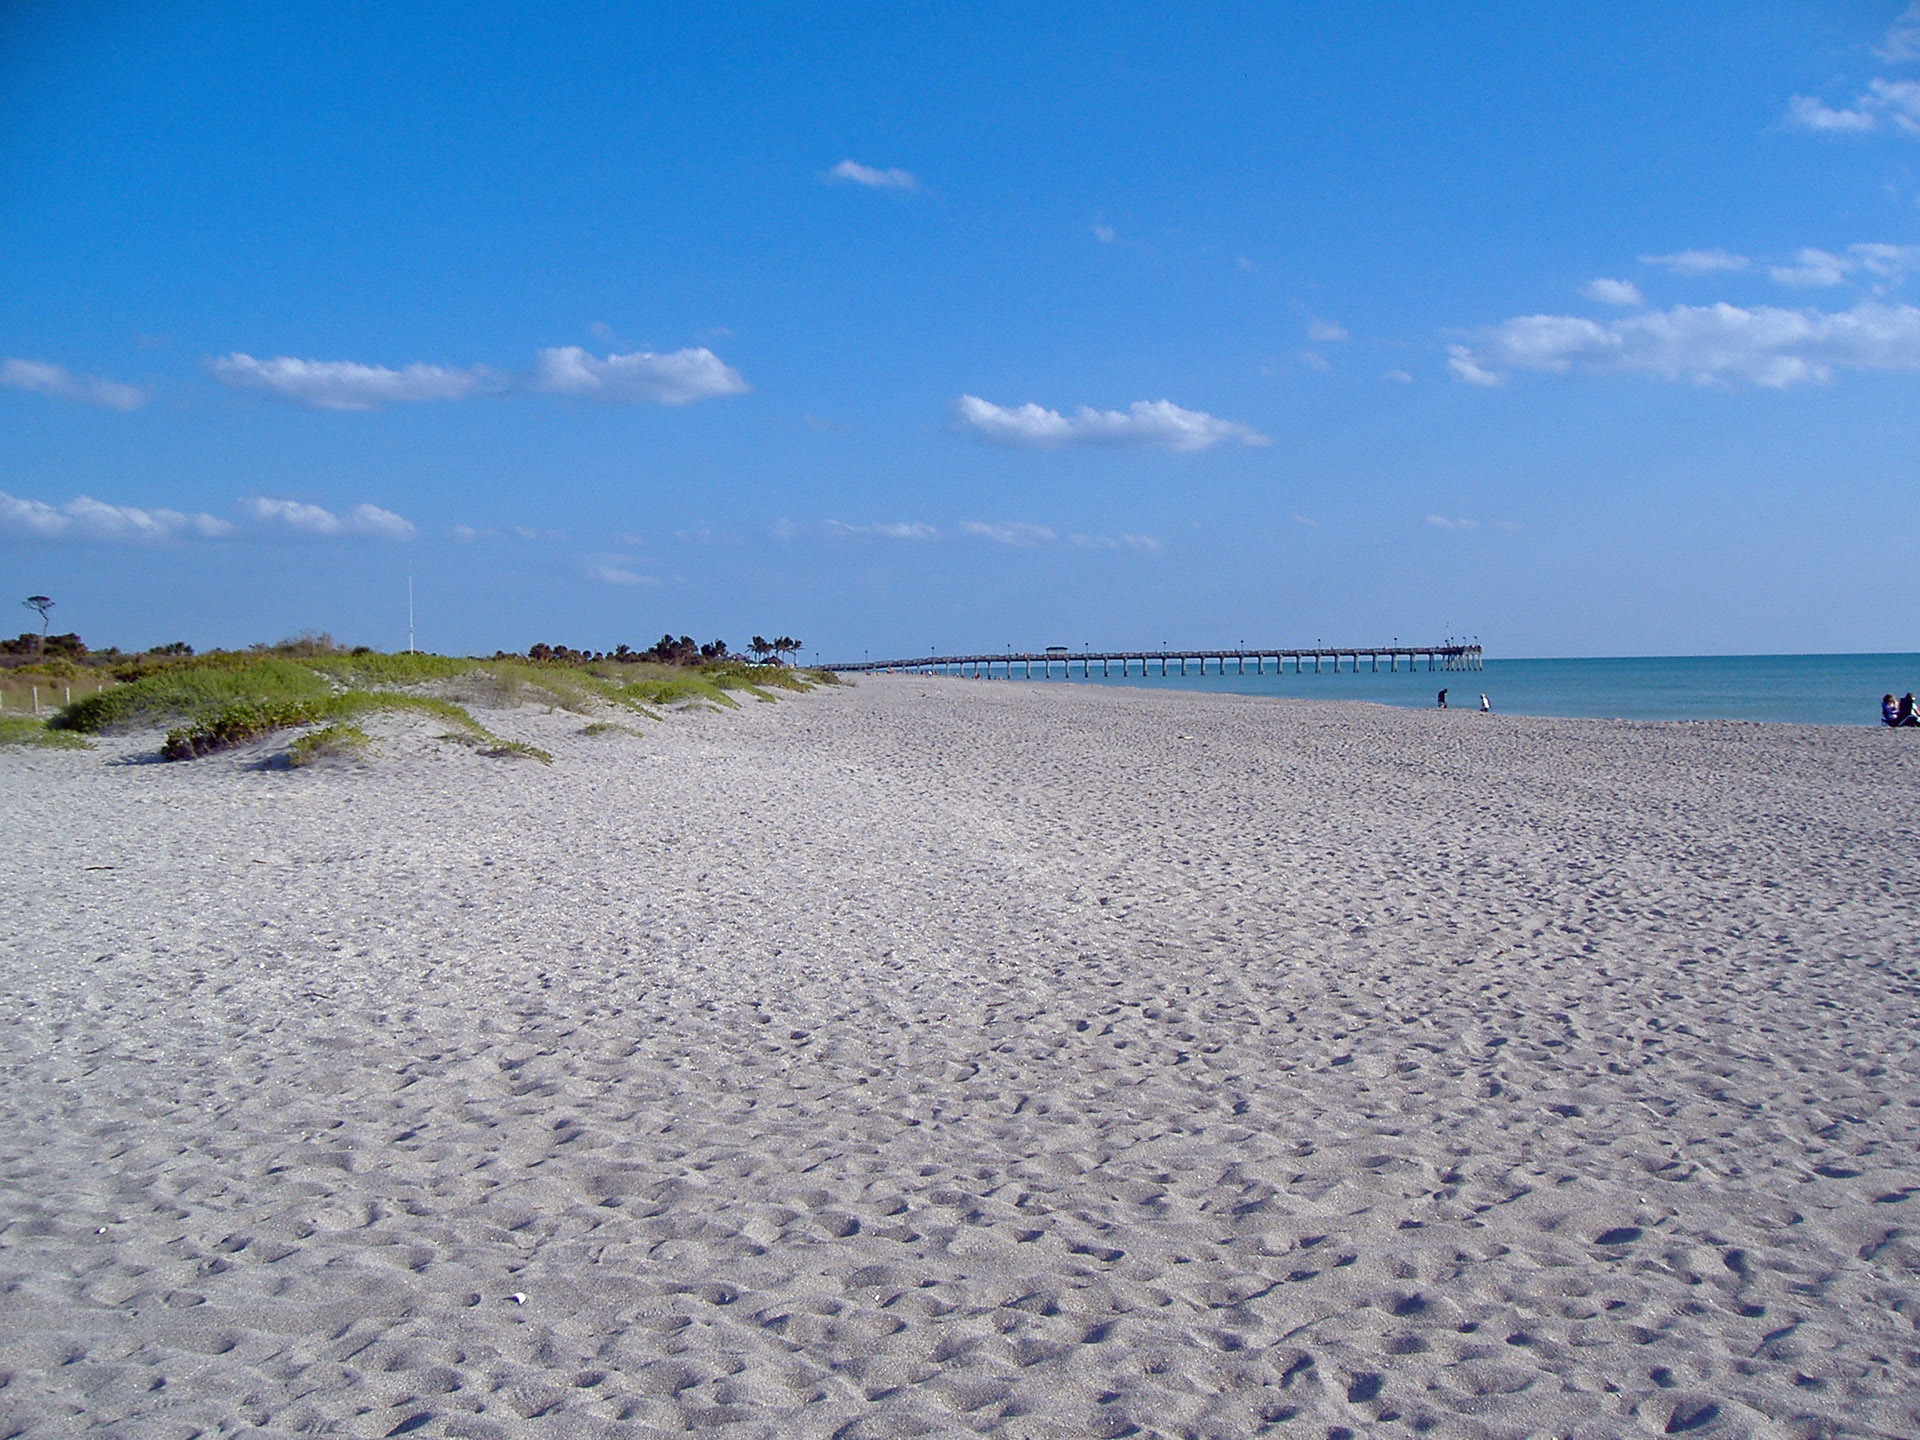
[1479, 692, 1491, 713]
[1436, 688, 1448, 709]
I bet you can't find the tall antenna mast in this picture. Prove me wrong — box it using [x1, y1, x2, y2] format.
[407, 559, 415, 654]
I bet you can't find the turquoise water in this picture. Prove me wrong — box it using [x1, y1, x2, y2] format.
[1051, 653, 1920, 727]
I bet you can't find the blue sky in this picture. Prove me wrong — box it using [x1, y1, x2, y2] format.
[4, 0, 1919, 660]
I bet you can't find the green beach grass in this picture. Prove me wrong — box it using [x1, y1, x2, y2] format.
[43, 647, 832, 763]
[0, 715, 92, 749]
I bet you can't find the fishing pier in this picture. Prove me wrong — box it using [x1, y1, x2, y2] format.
[826, 643, 1483, 678]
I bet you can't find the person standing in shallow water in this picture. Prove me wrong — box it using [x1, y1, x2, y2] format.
[1436, 688, 1448, 709]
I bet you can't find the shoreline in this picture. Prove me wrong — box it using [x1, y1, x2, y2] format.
[4, 674, 1917, 1436]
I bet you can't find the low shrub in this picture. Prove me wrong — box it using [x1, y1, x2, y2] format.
[162, 698, 323, 760]
[287, 721, 370, 767]
[55, 659, 330, 733]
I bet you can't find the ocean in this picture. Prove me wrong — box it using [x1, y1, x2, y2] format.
[1048, 653, 1920, 727]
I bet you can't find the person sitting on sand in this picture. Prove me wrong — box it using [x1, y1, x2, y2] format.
[1900, 693, 1920, 727]
[1887, 694, 1903, 727]
[1436, 688, 1448, 709]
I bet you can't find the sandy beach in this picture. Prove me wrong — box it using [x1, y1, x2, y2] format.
[3, 674, 1918, 1439]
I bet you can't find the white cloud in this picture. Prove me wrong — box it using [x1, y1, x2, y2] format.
[1064, 531, 1162, 551]
[824, 159, 918, 190]
[953, 395, 1269, 451]
[1299, 350, 1332, 372]
[1449, 298, 1920, 388]
[1785, 9, 1920, 131]
[1445, 346, 1502, 387]
[447, 524, 489, 542]
[824, 520, 939, 540]
[1882, 3, 1920, 62]
[588, 563, 657, 586]
[1292, 513, 1316, 526]
[530, 346, 748, 405]
[1426, 514, 1477, 530]
[1639, 248, 1751, 274]
[1307, 320, 1350, 342]
[1383, 369, 1414, 384]
[1849, 241, 1920, 276]
[0, 358, 147, 411]
[212, 346, 747, 409]
[210, 354, 493, 410]
[1785, 94, 1880, 133]
[962, 521, 1057, 546]
[242, 497, 415, 539]
[1769, 248, 1852, 287]
[1581, 278, 1644, 307]
[0, 491, 231, 542]
[1093, 223, 1117, 243]
[1768, 242, 1920, 287]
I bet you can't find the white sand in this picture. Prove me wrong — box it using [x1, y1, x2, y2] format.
[3, 675, 1918, 1439]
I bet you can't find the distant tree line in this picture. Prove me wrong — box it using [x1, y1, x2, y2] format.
[514, 634, 802, 667]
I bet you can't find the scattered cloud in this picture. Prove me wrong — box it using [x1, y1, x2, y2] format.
[1448, 299, 1920, 388]
[211, 354, 494, 410]
[1769, 248, 1852, 287]
[1299, 350, 1332, 372]
[954, 395, 1269, 451]
[1292, 513, 1316, 526]
[211, 346, 747, 410]
[447, 523, 559, 543]
[0, 491, 231, 541]
[1581, 278, 1644, 307]
[824, 520, 939, 540]
[1426, 514, 1477, 530]
[1640, 248, 1751, 275]
[1445, 347, 1502, 387]
[587, 563, 658, 586]
[531, 346, 748, 405]
[1785, 94, 1882, 133]
[824, 159, 918, 190]
[1383, 369, 1414, 383]
[242, 497, 415, 539]
[1065, 531, 1163, 551]
[1882, 3, 1920, 62]
[1, 358, 147, 410]
[1307, 320, 1350, 342]
[1786, 11, 1920, 136]
[962, 521, 1057, 546]
[1769, 242, 1920, 288]
[1235, 255, 1258, 273]
[589, 321, 617, 342]
[1093, 223, 1117, 243]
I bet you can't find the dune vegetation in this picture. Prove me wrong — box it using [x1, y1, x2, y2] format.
[37, 635, 833, 764]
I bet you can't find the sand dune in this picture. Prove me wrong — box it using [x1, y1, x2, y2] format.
[3, 676, 1918, 1438]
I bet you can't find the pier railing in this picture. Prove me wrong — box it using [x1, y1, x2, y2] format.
[825, 644, 1483, 678]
